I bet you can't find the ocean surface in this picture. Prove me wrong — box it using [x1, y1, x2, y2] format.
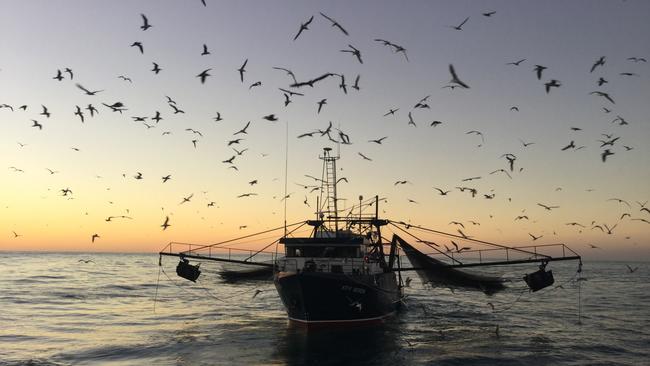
[0, 252, 648, 366]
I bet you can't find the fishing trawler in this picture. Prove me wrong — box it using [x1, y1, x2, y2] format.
[160, 147, 582, 327]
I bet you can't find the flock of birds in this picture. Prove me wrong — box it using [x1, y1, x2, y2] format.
[2, 3, 648, 266]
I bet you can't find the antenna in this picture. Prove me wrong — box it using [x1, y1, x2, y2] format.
[283, 118, 289, 238]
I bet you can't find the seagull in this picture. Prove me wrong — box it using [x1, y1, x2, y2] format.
[213, 112, 223, 122]
[368, 137, 387, 144]
[40, 105, 51, 118]
[293, 15, 314, 41]
[519, 139, 535, 147]
[238, 59, 248, 83]
[249, 81, 261, 89]
[597, 77, 608, 86]
[534, 65, 547, 80]
[340, 44, 363, 64]
[151, 62, 162, 74]
[197, 69, 212, 84]
[161, 216, 171, 230]
[352, 74, 360, 91]
[627, 57, 647, 63]
[233, 121, 251, 135]
[545, 79, 561, 93]
[140, 13, 152, 30]
[490, 169, 512, 179]
[482, 11, 496, 17]
[319, 12, 349, 36]
[76, 83, 103, 95]
[603, 223, 617, 234]
[12, 231, 21, 238]
[529, 233, 543, 241]
[383, 108, 399, 117]
[590, 91, 615, 104]
[78, 259, 95, 264]
[201, 44, 210, 55]
[358, 152, 372, 161]
[273, 68, 298, 84]
[449, 16, 469, 31]
[53, 69, 64, 81]
[317, 99, 327, 113]
[180, 193, 194, 205]
[31, 120, 43, 130]
[91, 234, 100, 243]
[561, 140, 575, 151]
[434, 187, 451, 196]
[601, 149, 614, 162]
[407, 111, 416, 127]
[448, 64, 470, 88]
[506, 58, 526, 66]
[537, 203, 559, 211]
[162, 175, 171, 183]
[607, 198, 631, 208]
[625, 264, 638, 273]
[590, 56, 605, 73]
[118, 75, 132, 83]
[263, 114, 278, 122]
[74, 106, 84, 123]
[130, 41, 144, 54]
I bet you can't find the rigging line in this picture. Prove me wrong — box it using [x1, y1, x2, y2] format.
[284, 117, 289, 238]
[173, 221, 305, 253]
[153, 263, 162, 313]
[243, 221, 309, 262]
[160, 265, 271, 306]
[388, 222, 459, 263]
[388, 220, 547, 259]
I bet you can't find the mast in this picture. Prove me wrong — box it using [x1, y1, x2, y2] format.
[319, 147, 340, 234]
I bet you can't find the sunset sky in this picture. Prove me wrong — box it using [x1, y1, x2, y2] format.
[1, 1, 649, 260]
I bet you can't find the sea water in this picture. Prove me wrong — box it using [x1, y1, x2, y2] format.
[0, 252, 648, 365]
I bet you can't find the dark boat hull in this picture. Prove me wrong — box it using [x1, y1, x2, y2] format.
[274, 271, 402, 326]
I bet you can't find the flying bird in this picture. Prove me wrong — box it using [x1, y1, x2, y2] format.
[506, 58, 526, 66]
[340, 44, 363, 64]
[590, 91, 615, 104]
[201, 44, 210, 55]
[130, 41, 144, 54]
[76, 83, 104, 95]
[151, 62, 162, 74]
[534, 65, 547, 80]
[448, 64, 470, 88]
[449, 16, 469, 31]
[238, 59, 248, 82]
[319, 12, 349, 36]
[590, 56, 605, 73]
[91, 234, 100, 243]
[140, 13, 152, 30]
[197, 68, 212, 84]
[293, 15, 314, 41]
[161, 216, 171, 230]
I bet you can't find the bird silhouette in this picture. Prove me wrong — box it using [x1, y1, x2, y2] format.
[534, 65, 547, 80]
[151, 62, 162, 74]
[201, 44, 210, 55]
[91, 234, 100, 243]
[340, 45, 363, 64]
[140, 13, 152, 30]
[319, 12, 349, 36]
[590, 56, 605, 73]
[197, 69, 211, 84]
[161, 216, 171, 230]
[449, 16, 469, 31]
[317, 99, 327, 113]
[131, 41, 144, 54]
[293, 15, 314, 41]
[590, 91, 615, 104]
[506, 58, 526, 66]
[238, 59, 248, 83]
[448, 64, 470, 88]
[625, 264, 638, 273]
